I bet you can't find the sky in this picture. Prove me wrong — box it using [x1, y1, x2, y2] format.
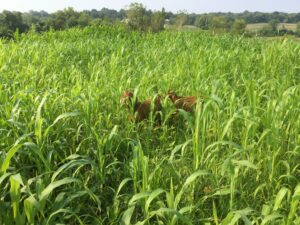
[1, 0, 300, 13]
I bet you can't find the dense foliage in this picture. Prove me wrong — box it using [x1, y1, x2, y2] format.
[1, 4, 300, 39]
[0, 26, 300, 224]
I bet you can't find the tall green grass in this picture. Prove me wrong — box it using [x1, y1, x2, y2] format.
[0, 26, 299, 224]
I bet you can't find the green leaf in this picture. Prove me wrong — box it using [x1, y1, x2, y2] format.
[39, 178, 78, 202]
[116, 178, 132, 198]
[128, 192, 150, 206]
[10, 174, 23, 221]
[261, 213, 283, 225]
[150, 208, 193, 225]
[0, 172, 13, 185]
[44, 112, 81, 137]
[213, 188, 231, 196]
[24, 195, 39, 224]
[182, 170, 211, 188]
[232, 160, 257, 170]
[121, 206, 135, 225]
[213, 200, 219, 225]
[1, 145, 22, 173]
[35, 95, 47, 143]
[273, 187, 289, 211]
[287, 184, 300, 224]
[51, 158, 91, 182]
[145, 189, 165, 213]
[175, 170, 211, 208]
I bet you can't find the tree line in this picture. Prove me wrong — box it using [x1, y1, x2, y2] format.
[1, 3, 300, 39]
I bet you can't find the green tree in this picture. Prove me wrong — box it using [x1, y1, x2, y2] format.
[125, 3, 149, 31]
[77, 12, 92, 27]
[91, 18, 103, 26]
[210, 16, 231, 32]
[297, 22, 300, 36]
[231, 19, 247, 34]
[150, 9, 165, 32]
[269, 19, 279, 33]
[175, 11, 188, 29]
[194, 15, 210, 30]
[0, 11, 28, 38]
[50, 7, 81, 30]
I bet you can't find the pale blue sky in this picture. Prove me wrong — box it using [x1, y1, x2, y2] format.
[1, 0, 300, 13]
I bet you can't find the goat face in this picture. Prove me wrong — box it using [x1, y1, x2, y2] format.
[120, 91, 134, 108]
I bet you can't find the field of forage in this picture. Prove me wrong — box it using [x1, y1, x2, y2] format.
[0, 26, 300, 224]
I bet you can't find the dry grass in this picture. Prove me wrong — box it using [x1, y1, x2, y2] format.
[246, 23, 297, 32]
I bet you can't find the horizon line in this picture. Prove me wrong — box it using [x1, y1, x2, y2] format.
[1, 7, 300, 15]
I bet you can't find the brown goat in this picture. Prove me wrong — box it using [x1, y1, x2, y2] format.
[120, 91, 162, 123]
[167, 90, 203, 112]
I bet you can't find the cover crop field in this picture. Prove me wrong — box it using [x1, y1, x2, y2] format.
[0, 26, 299, 224]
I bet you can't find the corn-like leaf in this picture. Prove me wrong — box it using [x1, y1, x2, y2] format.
[128, 192, 150, 206]
[232, 160, 257, 170]
[24, 195, 39, 224]
[151, 208, 193, 225]
[10, 174, 23, 222]
[287, 184, 300, 225]
[35, 95, 47, 143]
[213, 200, 219, 225]
[121, 206, 135, 225]
[1, 144, 22, 173]
[145, 188, 165, 213]
[273, 187, 290, 211]
[261, 213, 283, 225]
[116, 178, 132, 198]
[39, 178, 78, 202]
[44, 112, 81, 136]
[175, 170, 211, 208]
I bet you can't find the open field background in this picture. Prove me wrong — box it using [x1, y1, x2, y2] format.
[0, 26, 300, 224]
[246, 23, 298, 32]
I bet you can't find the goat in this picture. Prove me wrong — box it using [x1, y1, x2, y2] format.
[120, 91, 162, 123]
[167, 90, 203, 112]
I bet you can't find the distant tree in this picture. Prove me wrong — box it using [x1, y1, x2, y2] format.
[259, 26, 275, 37]
[51, 8, 76, 29]
[231, 19, 247, 34]
[252, 12, 269, 23]
[49, 7, 92, 30]
[210, 16, 231, 32]
[278, 28, 295, 36]
[165, 11, 175, 21]
[150, 9, 165, 32]
[175, 11, 188, 29]
[297, 22, 300, 36]
[119, 9, 126, 20]
[125, 3, 150, 31]
[91, 18, 103, 26]
[77, 12, 92, 27]
[270, 11, 285, 23]
[194, 15, 210, 30]
[187, 13, 197, 25]
[22, 11, 49, 30]
[1, 7, 300, 38]
[269, 19, 280, 33]
[0, 11, 28, 38]
[64, 8, 81, 28]
[92, 8, 121, 22]
[22, 13, 39, 27]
